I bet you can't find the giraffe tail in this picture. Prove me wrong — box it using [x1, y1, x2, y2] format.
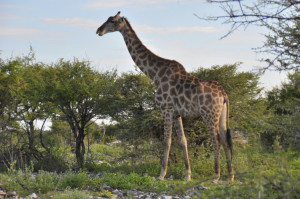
[225, 96, 233, 160]
[226, 128, 233, 160]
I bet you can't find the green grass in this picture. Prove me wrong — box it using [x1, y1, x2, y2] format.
[0, 142, 299, 198]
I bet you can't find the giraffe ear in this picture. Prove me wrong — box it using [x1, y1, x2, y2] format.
[113, 11, 121, 21]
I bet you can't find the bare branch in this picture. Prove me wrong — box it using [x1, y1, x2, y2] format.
[199, 0, 300, 71]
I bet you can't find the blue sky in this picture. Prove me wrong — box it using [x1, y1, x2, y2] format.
[0, 0, 288, 90]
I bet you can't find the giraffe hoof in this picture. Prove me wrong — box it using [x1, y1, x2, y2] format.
[157, 176, 165, 181]
[212, 178, 219, 184]
[185, 175, 191, 181]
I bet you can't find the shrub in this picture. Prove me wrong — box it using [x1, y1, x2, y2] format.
[58, 170, 89, 189]
[35, 171, 59, 194]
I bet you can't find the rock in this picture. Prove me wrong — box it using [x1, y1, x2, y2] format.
[0, 184, 7, 199]
[96, 172, 104, 177]
[196, 185, 209, 190]
[30, 173, 38, 180]
[184, 186, 205, 198]
[107, 140, 121, 146]
[112, 189, 119, 194]
[7, 191, 17, 197]
[103, 185, 113, 192]
[127, 189, 138, 196]
[28, 192, 38, 199]
[149, 192, 157, 198]
[162, 195, 172, 199]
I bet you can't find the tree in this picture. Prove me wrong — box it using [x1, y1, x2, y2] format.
[110, 72, 163, 141]
[41, 59, 116, 168]
[191, 63, 265, 132]
[108, 64, 266, 160]
[0, 56, 23, 170]
[263, 71, 300, 149]
[16, 59, 53, 160]
[0, 52, 52, 169]
[200, 0, 300, 71]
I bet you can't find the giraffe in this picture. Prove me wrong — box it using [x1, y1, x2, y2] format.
[96, 12, 234, 183]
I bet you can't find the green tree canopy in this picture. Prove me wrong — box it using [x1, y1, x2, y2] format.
[191, 63, 266, 133]
[263, 71, 300, 149]
[109, 72, 163, 141]
[41, 59, 116, 167]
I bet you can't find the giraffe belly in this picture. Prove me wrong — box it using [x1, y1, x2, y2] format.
[174, 103, 201, 118]
[173, 95, 202, 118]
[173, 91, 224, 119]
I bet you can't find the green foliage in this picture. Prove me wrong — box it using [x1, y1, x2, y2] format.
[32, 149, 70, 172]
[192, 63, 265, 130]
[98, 172, 169, 191]
[48, 188, 92, 199]
[110, 72, 163, 141]
[1, 51, 299, 198]
[58, 170, 89, 189]
[262, 71, 300, 149]
[187, 63, 267, 149]
[35, 171, 59, 194]
[262, 13, 300, 71]
[0, 50, 54, 169]
[40, 58, 117, 167]
[0, 140, 300, 198]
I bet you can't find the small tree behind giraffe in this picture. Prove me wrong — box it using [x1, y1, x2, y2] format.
[96, 12, 234, 183]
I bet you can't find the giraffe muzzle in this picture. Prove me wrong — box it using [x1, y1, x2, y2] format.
[96, 27, 104, 36]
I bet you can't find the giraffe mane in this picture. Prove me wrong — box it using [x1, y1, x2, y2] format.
[123, 17, 183, 65]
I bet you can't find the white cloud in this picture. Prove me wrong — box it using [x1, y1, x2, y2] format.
[136, 24, 220, 34]
[0, 4, 29, 9]
[0, 12, 22, 21]
[84, 1, 129, 9]
[41, 17, 218, 34]
[42, 17, 100, 30]
[0, 25, 42, 36]
[83, 0, 181, 10]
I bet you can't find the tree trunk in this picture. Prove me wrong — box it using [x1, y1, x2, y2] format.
[97, 125, 106, 144]
[74, 127, 85, 168]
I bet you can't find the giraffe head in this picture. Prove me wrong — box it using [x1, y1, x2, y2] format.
[96, 11, 124, 36]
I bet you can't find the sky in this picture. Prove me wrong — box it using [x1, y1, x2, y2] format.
[0, 0, 288, 90]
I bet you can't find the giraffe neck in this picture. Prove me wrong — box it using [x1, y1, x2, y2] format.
[120, 18, 169, 82]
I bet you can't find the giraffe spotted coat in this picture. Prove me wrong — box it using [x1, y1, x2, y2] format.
[97, 12, 234, 183]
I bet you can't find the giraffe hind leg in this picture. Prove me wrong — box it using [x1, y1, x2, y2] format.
[211, 126, 221, 184]
[174, 116, 191, 181]
[219, 103, 234, 183]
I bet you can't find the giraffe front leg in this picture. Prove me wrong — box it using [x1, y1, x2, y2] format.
[158, 110, 173, 181]
[174, 117, 191, 181]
